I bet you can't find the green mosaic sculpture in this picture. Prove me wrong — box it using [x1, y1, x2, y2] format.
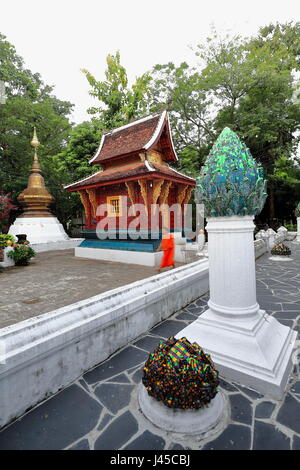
[196, 127, 267, 217]
[295, 202, 300, 217]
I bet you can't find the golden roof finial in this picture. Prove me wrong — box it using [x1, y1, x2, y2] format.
[31, 127, 40, 149]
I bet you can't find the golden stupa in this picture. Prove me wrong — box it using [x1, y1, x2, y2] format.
[18, 128, 54, 217]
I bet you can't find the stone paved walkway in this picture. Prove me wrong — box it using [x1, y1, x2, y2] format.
[0, 243, 299, 450]
[0, 250, 158, 328]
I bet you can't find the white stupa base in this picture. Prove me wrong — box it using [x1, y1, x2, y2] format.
[177, 308, 297, 399]
[138, 384, 226, 434]
[269, 256, 293, 261]
[9, 217, 69, 244]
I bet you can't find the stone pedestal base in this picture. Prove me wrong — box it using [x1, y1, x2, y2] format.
[138, 384, 226, 434]
[177, 215, 297, 399]
[177, 309, 297, 399]
[269, 256, 293, 261]
[0, 247, 15, 267]
[9, 217, 69, 244]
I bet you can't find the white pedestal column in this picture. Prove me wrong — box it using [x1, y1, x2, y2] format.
[297, 217, 300, 242]
[177, 215, 297, 399]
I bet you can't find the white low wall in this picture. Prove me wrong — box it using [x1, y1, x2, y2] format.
[0, 258, 209, 429]
[254, 239, 267, 259]
[76, 246, 162, 267]
[31, 238, 83, 253]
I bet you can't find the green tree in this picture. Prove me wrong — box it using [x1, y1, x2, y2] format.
[0, 33, 73, 208]
[82, 51, 152, 130]
[48, 121, 101, 226]
[147, 23, 300, 220]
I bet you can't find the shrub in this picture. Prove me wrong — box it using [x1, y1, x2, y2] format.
[0, 193, 17, 232]
[7, 244, 36, 266]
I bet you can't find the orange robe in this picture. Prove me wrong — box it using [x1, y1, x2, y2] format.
[160, 232, 175, 268]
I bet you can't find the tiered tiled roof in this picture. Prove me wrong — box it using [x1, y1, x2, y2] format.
[65, 162, 195, 191]
[89, 111, 177, 165]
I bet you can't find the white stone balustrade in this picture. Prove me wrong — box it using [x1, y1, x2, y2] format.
[297, 217, 300, 242]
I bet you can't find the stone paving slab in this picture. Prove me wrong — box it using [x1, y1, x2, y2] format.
[0, 242, 299, 450]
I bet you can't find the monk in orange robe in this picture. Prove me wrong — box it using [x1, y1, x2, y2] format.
[157, 228, 175, 272]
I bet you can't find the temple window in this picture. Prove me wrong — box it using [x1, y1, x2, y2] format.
[107, 196, 122, 216]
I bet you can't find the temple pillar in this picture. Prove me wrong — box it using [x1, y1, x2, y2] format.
[86, 188, 98, 220]
[78, 190, 92, 227]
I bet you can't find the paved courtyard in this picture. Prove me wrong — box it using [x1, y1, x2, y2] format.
[0, 243, 299, 450]
[0, 249, 158, 328]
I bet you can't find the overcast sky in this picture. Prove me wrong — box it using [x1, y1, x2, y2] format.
[1, 0, 299, 124]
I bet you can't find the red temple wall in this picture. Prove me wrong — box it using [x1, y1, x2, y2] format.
[83, 182, 182, 231]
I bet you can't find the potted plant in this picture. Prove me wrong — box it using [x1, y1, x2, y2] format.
[271, 243, 291, 256]
[16, 234, 28, 244]
[7, 242, 36, 266]
[270, 243, 292, 261]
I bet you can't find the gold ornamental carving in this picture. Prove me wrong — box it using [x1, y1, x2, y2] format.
[86, 188, 98, 218]
[147, 150, 163, 165]
[138, 179, 148, 212]
[152, 180, 164, 205]
[125, 181, 136, 206]
[18, 128, 54, 218]
[159, 181, 172, 205]
[177, 184, 189, 205]
[79, 190, 91, 220]
[183, 186, 193, 205]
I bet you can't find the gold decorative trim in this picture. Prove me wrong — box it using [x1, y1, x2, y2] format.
[177, 184, 189, 205]
[152, 179, 164, 205]
[138, 179, 148, 209]
[159, 181, 172, 205]
[79, 190, 91, 220]
[183, 186, 193, 205]
[147, 150, 163, 165]
[125, 181, 136, 206]
[86, 188, 98, 218]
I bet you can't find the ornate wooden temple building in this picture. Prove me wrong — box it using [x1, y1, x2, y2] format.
[65, 111, 195, 265]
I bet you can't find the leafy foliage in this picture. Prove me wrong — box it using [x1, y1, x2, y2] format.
[82, 51, 152, 130]
[0, 233, 15, 248]
[0, 33, 73, 222]
[0, 192, 17, 232]
[7, 244, 36, 265]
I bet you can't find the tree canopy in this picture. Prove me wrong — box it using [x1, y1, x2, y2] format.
[1, 22, 300, 229]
